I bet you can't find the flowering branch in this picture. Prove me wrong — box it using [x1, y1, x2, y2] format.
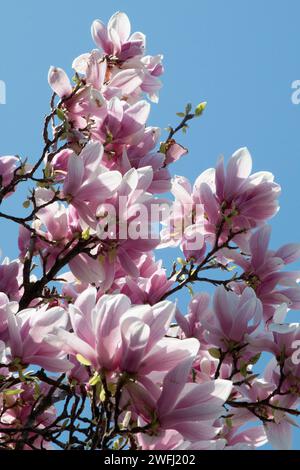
[0, 10, 299, 452]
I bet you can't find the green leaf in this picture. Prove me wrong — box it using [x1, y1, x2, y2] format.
[72, 74, 81, 85]
[159, 142, 167, 154]
[76, 354, 92, 366]
[3, 388, 24, 396]
[56, 108, 65, 121]
[22, 200, 30, 209]
[32, 381, 41, 400]
[225, 417, 233, 429]
[182, 125, 188, 134]
[195, 101, 207, 116]
[185, 103, 192, 114]
[89, 372, 100, 387]
[239, 360, 248, 377]
[112, 437, 125, 450]
[187, 285, 194, 297]
[176, 112, 185, 117]
[99, 385, 106, 402]
[208, 348, 221, 359]
[249, 353, 261, 365]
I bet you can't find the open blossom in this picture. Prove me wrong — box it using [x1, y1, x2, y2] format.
[219, 410, 267, 450]
[63, 142, 122, 226]
[199, 147, 281, 245]
[160, 175, 206, 261]
[175, 292, 211, 342]
[234, 376, 298, 450]
[252, 316, 300, 385]
[203, 286, 262, 351]
[1, 303, 71, 372]
[91, 12, 145, 61]
[126, 358, 232, 444]
[69, 165, 161, 290]
[97, 125, 172, 194]
[18, 191, 82, 275]
[92, 97, 150, 145]
[222, 225, 300, 322]
[52, 10, 163, 142]
[161, 148, 280, 261]
[46, 288, 199, 379]
[118, 254, 174, 305]
[91, 12, 163, 102]
[120, 145, 172, 194]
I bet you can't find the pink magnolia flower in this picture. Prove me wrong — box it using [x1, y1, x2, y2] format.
[234, 376, 298, 450]
[221, 423, 267, 450]
[271, 338, 300, 377]
[18, 189, 83, 277]
[164, 139, 188, 165]
[139, 54, 164, 103]
[48, 60, 106, 132]
[118, 254, 174, 305]
[203, 286, 262, 351]
[101, 126, 171, 194]
[222, 225, 300, 322]
[91, 12, 163, 102]
[0, 293, 18, 336]
[48, 66, 73, 99]
[258, 318, 300, 384]
[137, 429, 226, 450]
[63, 142, 122, 226]
[0, 258, 21, 301]
[92, 97, 150, 145]
[127, 357, 232, 442]
[46, 288, 199, 378]
[71, 51, 160, 114]
[264, 419, 296, 450]
[51, 148, 74, 180]
[175, 292, 211, 343]
[137, 429, 186, 450]
[0, 156, 19, 188]
[63, 83, 107, 132]
[198, 147, 281, 245]
[160, 175, 206, 261]
[69, 166, 161, 290]
[91, 12, 145, 61]
[120, 146, 171, 194]
[30, 202, 81, 272]
[192, 349, 233, 383]
[4, 304, 71, 372]
[81, 49, 145, 100]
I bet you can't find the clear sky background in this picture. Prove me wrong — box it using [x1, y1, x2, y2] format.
[1, 0, 300, 449]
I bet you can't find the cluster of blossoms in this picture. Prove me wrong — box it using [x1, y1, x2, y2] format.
[0, 11, 300, 451]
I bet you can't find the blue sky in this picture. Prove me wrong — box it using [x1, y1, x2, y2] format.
[1, 0, 300, 449]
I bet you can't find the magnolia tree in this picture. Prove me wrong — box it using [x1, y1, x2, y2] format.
[0, 11, 300, 451]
